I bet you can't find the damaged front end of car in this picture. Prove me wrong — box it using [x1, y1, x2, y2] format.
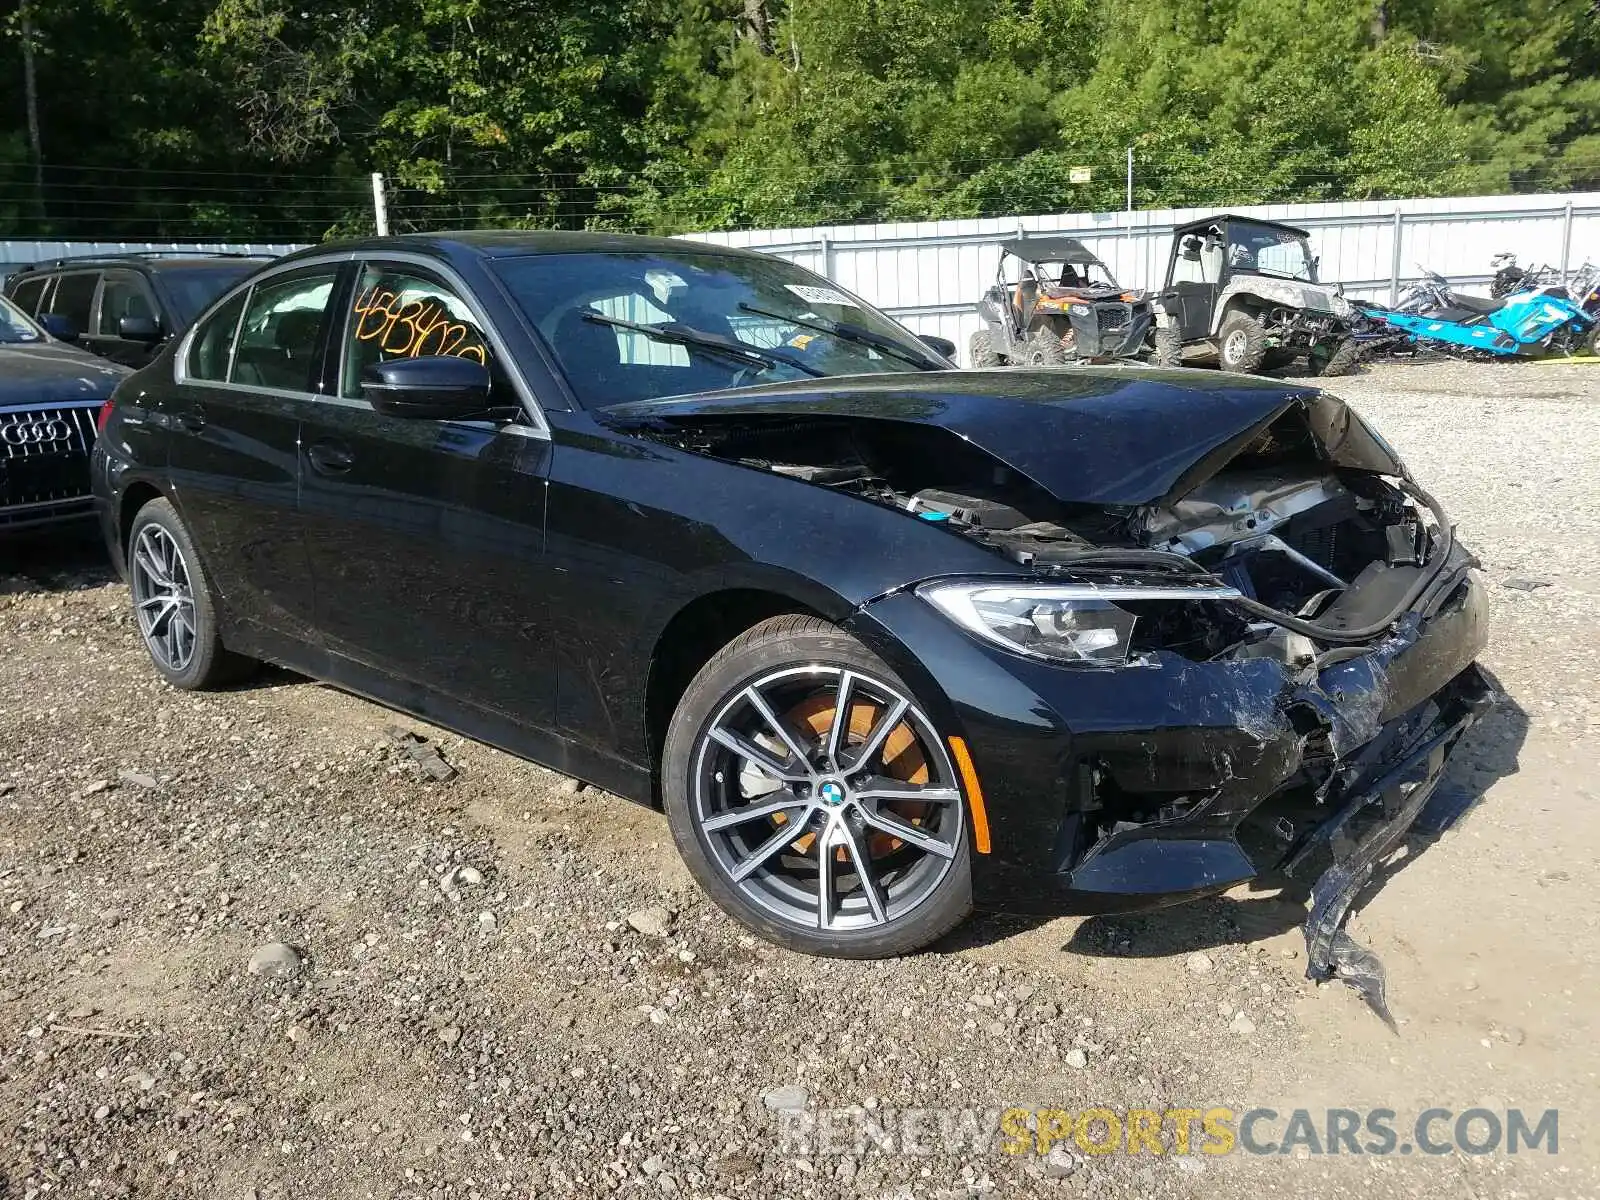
[604, 375, 1493, 1021]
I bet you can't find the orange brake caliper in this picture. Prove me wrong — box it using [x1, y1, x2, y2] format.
[771, 695, 931, 860]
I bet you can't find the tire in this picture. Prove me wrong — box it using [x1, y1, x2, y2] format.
[1152, 324, 1182, 368]
[662, 615, 973, 958]
[1021, 326, 1069, 366]
[1309, 337, 1361, 377]
[126, 497, 257, 690]
[968, 328, 1001, 368]
[1217, 310, 1268, 373]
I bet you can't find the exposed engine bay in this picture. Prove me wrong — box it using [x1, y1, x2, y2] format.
[648, 408, 1454, 660]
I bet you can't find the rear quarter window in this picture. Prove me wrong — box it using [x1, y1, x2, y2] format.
[8, 275, 48, 315]
[186, 290, 249, 382]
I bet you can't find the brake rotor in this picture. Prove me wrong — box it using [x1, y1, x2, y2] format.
[770, 693, 931, 860]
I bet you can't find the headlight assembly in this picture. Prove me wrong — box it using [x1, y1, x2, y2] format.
[917, 581, 1243, 666]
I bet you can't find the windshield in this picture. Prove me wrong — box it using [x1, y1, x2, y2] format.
[1013, 256, 1118, 291]
[1226, 223, 1315, 282]
[0, 294, 46, 344]
[161, 265, 261, 325]
[491, 249, 945, 407]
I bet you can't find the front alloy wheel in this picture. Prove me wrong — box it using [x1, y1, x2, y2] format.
[663, 616, 972, 957]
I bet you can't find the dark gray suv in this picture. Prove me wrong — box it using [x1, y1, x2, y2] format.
[4, 252, 269, 369]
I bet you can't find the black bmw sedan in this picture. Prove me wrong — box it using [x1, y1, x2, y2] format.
[90, 232, 1490, 998]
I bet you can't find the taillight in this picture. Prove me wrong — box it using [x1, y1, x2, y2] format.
[96, 398, 114, 432]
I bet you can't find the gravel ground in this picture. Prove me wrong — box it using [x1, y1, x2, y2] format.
[2, 359, 1597, 1200]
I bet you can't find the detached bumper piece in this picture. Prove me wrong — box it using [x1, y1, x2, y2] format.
[1281, 665, 1496, 1028]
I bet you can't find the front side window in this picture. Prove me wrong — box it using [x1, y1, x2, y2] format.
[47, 272, 99, 332]
[232, 271, 337, 392]
[491, 250, 946, 408]
[186, 290, 249, 382]
[98, 272, 157, 336]
[340, 265, 493, 399]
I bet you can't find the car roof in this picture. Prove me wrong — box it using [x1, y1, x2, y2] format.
[275, 230, 778, 266]
[998, 236, 1102, 266]
[1171, 214, 1311, 239]
[11, 252, 270, 275]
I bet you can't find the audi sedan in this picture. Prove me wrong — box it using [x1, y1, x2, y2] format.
[90, 232, 1490, 1008]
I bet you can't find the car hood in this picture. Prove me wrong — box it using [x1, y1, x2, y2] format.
[0, 340, 128, 405]
[601, 367, 1403, 507]
[1225, 277, 1349, 317]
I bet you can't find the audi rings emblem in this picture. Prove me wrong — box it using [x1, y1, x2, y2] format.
[1, 418, 73, 446]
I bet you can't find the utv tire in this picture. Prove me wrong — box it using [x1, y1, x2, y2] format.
[968, 328, 1001, 368]
[662, 615, 974, 959]
[1309, 337, 1361, 377]
[1217, 311, 1268, 373]
[1022, 327, 1069, 366]
[126, 497, 258, 690]
[1152, 325, 1183, 368]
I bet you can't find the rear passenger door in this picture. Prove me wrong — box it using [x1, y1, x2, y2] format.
[86, 270, 163, 366]
[164, 264, 344, 646]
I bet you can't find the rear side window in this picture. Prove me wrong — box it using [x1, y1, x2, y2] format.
[9, 275, 47, 314]
[47, 272, 99, 331]
[232, 271, 337, 392]
[98, 272, 158, 336]
[186, 290, 248, 382]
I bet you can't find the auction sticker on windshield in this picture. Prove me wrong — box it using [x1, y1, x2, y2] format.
[785, 284, 859, 307]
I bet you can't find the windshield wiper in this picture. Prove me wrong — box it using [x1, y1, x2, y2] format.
[581, 312, 824, 377]
[737, 303, 940, 370]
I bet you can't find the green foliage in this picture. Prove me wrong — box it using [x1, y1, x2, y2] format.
[0, 0, 1592, 239]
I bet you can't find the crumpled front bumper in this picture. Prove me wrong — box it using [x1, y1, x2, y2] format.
[847, 558, 1490, 911]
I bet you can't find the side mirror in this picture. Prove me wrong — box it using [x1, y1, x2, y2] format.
[360, 355, 493, 420]
[118, 314, 162, 342]
[917, 334, 957, 360]
[39, 313, 79, 342]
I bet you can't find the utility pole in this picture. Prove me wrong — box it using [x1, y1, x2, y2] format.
[1125, 146, 1134, 212]
[371, 172, 390, 236]
[20, 0, 44, 223]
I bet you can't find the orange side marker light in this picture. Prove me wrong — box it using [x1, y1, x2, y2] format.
[947, 736, 991, 855]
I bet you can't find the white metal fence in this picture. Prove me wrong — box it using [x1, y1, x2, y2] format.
[686, 192, 1600, 364]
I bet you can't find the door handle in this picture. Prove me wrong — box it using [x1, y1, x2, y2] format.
[307, 440, 353, 474]
[175, 412, 205, 433]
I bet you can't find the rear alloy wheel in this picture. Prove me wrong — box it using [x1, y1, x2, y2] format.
[1022, 326, 1070, 365]
[663, 616, 972, 957]
[128, 497, 256, 690]
[1217, 311, 1268, 373]
[968, 328, 1001, 368]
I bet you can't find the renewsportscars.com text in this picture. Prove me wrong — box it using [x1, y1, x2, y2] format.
[774, 1105, 1559, 1158]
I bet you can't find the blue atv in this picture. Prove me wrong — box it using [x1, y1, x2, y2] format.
[1355, 269, 1598, 359]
